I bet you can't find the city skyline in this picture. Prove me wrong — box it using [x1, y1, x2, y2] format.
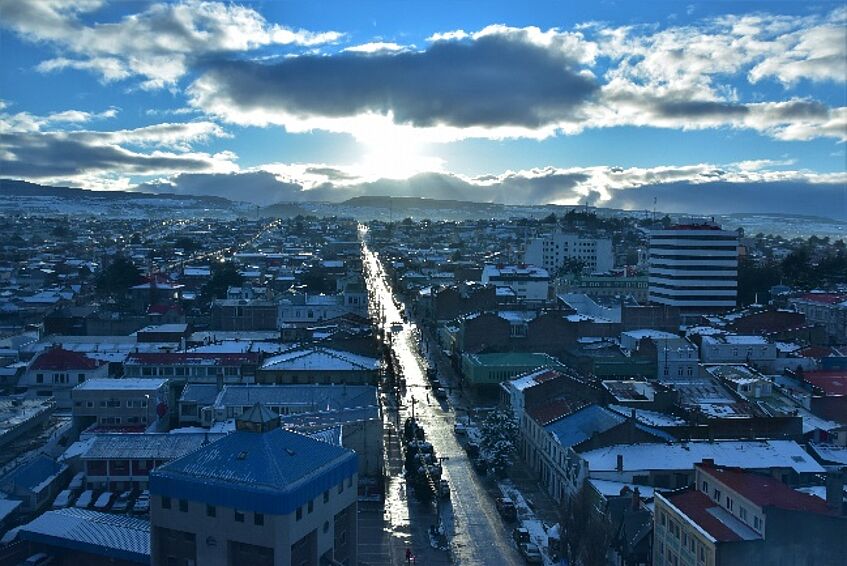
[1, 0, 845, 215]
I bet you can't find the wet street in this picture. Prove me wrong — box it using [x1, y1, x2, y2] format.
[361, 232, 523, 566]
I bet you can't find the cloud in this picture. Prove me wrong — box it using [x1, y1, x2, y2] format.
[0, 0, 341, 88]
[187, 31, 598, 138]
[343, 42, 408, 54]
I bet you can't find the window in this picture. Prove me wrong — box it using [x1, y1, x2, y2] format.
[739, 507, 747, 521]
[206, 504, 216, 518]
[179, 499, 188, 512]
[701, 480, 708, 493]
[254, 513, 264, 526]
[234, 509, 245, 523]
[713, 488, 721, 501]
[726, 496, 733, 511]
[161, 496, 171, 509]
[296, 506, 302, 521]
[36, 374, 43, 384]
[753, 516, 761, 530]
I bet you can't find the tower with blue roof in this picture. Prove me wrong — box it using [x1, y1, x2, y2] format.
[150, 402, 358, 566]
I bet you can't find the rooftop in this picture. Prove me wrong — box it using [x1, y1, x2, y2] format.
[261, 347, 379, 372]
[545, 404, 626, 448]
[151, 426, 356, 515]
[74, 378, 169, 391]
[17, 508, 149, 564]
[700, 463, 838, 516]
[580, 440, 824, 474]
[662, 488, 758, 543]
[31, 347, 100, 371]
[79, 432, 224, 460]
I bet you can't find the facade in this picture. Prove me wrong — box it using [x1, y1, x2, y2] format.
[648, 225, 738, 310]
[124, 352, 260, 385]
[0, 454, 67, 515]
[698, 335, 777, 371]
[789, 293, 847, 343]
[71, 378, 170, 431]
[653, 463, 846, 566]
[19, 347, 109, 409]
[524, 231, 614, 274]
[150, 404, 358, 566]
[257, 347, 380, 386]
[211, 299, 279, 331]
[481, 264, 551, 302]
[460, 352, 565, 387]
[621, 330, 699, 381]
[559, 274, 648, 302]
[277, 292, 367, 328]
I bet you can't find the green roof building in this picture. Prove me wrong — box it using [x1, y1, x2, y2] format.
[460, 352, 566, 387]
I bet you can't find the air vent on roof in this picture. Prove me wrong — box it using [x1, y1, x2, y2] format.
[285, 448, 296, 456]
[237, 451, 248, 460]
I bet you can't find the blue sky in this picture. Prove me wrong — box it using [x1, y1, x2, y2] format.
[0, 0, 845, 215]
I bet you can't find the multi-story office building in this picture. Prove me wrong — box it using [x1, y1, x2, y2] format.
[524, 231, 613, 274]
[649, 224, 738, 311]
[71, 378, 170, 431]
[150, 403, 358, 566]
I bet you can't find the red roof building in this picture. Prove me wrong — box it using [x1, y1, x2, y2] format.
[31, 347, 100, 371]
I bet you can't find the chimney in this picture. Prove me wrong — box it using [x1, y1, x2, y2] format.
[616, 454, 624, 473]
[826, 473, 844, 514]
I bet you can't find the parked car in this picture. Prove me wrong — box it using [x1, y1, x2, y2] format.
[433, 387, 447, 400]
[472, 457, 489, 475]
[51, 489, 74, 509]
[111, 491, 134, 513]
[512, 527, 530, 545]
[68, 472, 85, 494]
[496, 497, 517, 521]
[465, 442, 480, 458]
[453, 422, 467, 435]
[132, 490, 150, 515]
[437, 479, 450, 499]
[519, 542, 543, 564]
[93, 491, 115, 511]
[18, 553, 53, 566]
[74, 490, 94, 509]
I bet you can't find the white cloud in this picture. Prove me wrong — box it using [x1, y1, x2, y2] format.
[0, 0, 341, 87]
[343, 42, 408, 54]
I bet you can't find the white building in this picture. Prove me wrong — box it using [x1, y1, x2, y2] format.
[621, 330, 699, 381]
[699, 335, 777, 371]
[19, 348, 109, 409]
[150, 404, 358, 566]
[648, 224, 738, 310]
[524, 231, 614, 274]
[481, 264, 550, 302]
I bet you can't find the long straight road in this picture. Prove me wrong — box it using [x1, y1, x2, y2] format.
[362, 229, 523, 566]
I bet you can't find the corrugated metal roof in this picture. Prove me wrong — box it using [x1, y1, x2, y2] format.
[81, 433, 224, 460]
[0, 455, 64, 492]
[151, 427, 356, 515]
[545, 405, 626, 448]
[17, 508, 149, 563]
[214, 384, 378, 411]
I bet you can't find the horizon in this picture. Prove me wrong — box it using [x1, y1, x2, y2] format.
[0, 0, 845, 218]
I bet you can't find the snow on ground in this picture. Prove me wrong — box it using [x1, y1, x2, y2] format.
[498, 479, 558, 566]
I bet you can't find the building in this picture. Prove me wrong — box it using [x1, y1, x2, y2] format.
[15, 508, 150, 565]
[18, 347, 109, 409]
[648, 224, 738, 311]
[150, 403, 358, 566]
[481, 264, 551, 302]
[559, 273, 648, 302]
[210, 298, 279, 331]
[524, 231, 614, 274]
[124, 352, 260, 385]
[72, 378, 170, 431]
[653, 462, 846, 566]
[278, 292, 367, 328]
[621, 330, 699, 381]
[257, 347, 380, 385]
[789, 293, 847, 343]
[460, 352, 565, 387]
[78, 432, 225, 491]
[698, 335, 777, 371]
[0, 454, 68, 515]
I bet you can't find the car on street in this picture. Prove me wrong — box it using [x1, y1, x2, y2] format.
[437, 479, 450, 499]
[513, 527, 530, 545]
[519, 542, 543, 564]
[465, 442, 480, 458]
[433, 387, 447, 400]
[453, 422, 467, 435]
[496, 497, 517, 521]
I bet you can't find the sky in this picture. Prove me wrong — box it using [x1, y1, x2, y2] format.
[0, 0, 845, 216]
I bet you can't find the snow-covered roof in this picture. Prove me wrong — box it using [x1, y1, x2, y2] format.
[580, 440, 824, 474]
[261, 347, 379, 372]
[74, 378, 168, 391]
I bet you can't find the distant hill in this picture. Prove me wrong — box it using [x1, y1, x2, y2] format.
[0, 179, 233, 206]
[343, 195, 504, 211]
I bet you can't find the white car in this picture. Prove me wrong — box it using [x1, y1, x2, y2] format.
[453, 422, 467, 435]
[74, 490, 94, 509]
[132, 490, 150, 515]
[93, 491, 114, 511]
[51, 489, 74, 509]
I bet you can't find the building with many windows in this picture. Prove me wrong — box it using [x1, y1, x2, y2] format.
[524, 231, 614, 274]
[649, 224, 738, 311]
[481, 264, 551, 302]
[150, 403, 358, 566]
[653, 462, 845, 566]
